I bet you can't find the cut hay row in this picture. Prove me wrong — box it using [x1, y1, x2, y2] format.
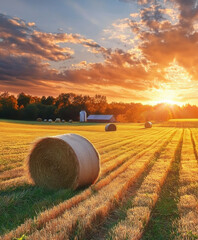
[0, 167, 24, 181]
[1, 129, 175, 240]
[100, 128, 170, 164]
[96, 128, 163, 156]
[110, 129, 182, 240]
[0, 176, 27, 191]
[86, 132, 133, 147]
[100, 129, 173, 178]
[98, 135, 148, 157]
[0, 148, 29, 157]
[100, 128, 171, 167]
[190, 128, 198, 161]
[95, 130, 175, 190]
[161, 119, 198, 128]
[177, 129, 198, 239]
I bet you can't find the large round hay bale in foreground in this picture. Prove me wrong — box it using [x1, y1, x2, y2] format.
[145, 121, 152, 128]
[26, 134, 100, 190]
[105, 123, 116, 131]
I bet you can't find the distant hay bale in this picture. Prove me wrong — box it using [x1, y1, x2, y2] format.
[69, 119, 73, 123]
[105, 123, 117, 131]
[62, 119, 65, 123]
[55, 118, 61, 123]
[44, 119, 47, 122]
[145, 121, 152, 128]
[36, 118, 42, 122]
[48, 119, 53, 123]
[26, 134, 100, 190]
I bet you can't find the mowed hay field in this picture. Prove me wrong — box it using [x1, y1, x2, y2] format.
[0, 120, 198, 240]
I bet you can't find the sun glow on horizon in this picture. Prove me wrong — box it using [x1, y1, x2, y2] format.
[150, 88, 184, 106]
[158, 99, 178, 105]
[154, 99, 183, 106]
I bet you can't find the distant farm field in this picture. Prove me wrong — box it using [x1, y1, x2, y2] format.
[0, 120, 198, 240]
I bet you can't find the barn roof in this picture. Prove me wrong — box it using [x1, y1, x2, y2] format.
[87, 115, 114, 120]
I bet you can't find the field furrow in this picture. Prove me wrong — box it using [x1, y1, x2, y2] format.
[1, 129, 175, 239]
[190, 128, 198, 162]
[100, 129, 172, 177]
[1, 121, 198, 240]
[177, 129, 198, 239]
[109, 129, 182, 240]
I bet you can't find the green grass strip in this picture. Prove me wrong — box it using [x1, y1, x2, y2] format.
[141, 130, 183, 240]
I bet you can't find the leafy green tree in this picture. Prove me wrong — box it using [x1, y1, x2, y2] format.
[23, 104, 38, 120]
[41, 96, 55, 105]
[17, 92, 31, 108]
[0, 92, 18, 119]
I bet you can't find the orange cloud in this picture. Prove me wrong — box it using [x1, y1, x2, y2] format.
[1, 0, 198, 104]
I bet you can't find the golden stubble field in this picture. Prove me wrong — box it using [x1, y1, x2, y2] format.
[0, 120, 198, 240]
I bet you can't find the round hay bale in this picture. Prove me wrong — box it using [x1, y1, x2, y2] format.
[48, 119, 53, 123]
[55, 118, 61, 123]
[105, 123, 116, 131]
[36, 118, 42, 122]
[145, 121, 152, 128]
[69, 119, 73, 123]
[62, 119, 65, 123]
[26, 134, 100, 190]
[44, 119, 47, 122]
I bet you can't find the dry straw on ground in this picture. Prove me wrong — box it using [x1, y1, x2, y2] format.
[145, 121, 152, 128]
[105, 123, 117, 131]
[25, 134, 100, 190]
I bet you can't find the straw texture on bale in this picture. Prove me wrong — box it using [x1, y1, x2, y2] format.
[26, 134, 100, 190]
[145, 121, 152, 128]
[105, 123, 117, 131]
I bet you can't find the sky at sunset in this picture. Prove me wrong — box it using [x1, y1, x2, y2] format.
[1, 0, 198, 105]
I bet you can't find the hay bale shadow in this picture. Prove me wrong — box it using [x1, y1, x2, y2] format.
[0, 183, 79, 235]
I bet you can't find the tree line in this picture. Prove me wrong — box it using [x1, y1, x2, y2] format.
[1, 92, 198, 122]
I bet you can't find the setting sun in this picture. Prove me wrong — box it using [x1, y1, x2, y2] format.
[150, 88, 182, 106]
[159, 99, 178, 105]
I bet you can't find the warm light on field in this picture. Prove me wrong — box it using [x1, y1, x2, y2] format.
[0, 120, 198, 239]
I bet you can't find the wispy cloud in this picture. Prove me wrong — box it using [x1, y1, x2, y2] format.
[65, 1, 100, 26]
